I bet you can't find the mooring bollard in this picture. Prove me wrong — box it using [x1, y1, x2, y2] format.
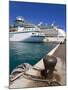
[41, 55, 57, 78]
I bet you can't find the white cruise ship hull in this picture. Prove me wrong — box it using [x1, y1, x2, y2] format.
[9, 32, 45, 42]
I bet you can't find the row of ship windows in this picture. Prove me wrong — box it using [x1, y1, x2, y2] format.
[24, 28, 35, 31]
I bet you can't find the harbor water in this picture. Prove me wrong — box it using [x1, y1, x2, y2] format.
[10, 42, 57, 73]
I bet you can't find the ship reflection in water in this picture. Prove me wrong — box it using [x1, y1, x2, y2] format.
[10, 42, 57, 73]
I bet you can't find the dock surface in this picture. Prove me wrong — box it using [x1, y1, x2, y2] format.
[9, 43, 66, 89]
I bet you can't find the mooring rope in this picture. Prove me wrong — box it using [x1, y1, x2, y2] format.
[10, 66, 61, 86]
[23, 73, 61, 86]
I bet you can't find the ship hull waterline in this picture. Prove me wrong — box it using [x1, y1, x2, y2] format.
[9, 32, 46, 42]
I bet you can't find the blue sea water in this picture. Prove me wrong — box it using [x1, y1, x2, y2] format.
[10, 42, 57, 73]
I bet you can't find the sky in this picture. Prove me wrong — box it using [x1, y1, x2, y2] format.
[9, 1, 66, 31]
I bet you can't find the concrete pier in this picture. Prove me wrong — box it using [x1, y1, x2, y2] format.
[9, 43, 66, 88]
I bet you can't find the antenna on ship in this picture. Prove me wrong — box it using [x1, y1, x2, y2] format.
[45, 23, 48, 26]
[51, 23, 54, 26]
[16, 16, 24, 22]
[38, 22, 43, 26]
[51, 21, 55, 27]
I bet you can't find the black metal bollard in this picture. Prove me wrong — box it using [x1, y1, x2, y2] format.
[41, 55, 57, 78]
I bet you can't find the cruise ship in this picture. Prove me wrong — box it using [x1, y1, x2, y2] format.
[9, 16, 65, 42]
